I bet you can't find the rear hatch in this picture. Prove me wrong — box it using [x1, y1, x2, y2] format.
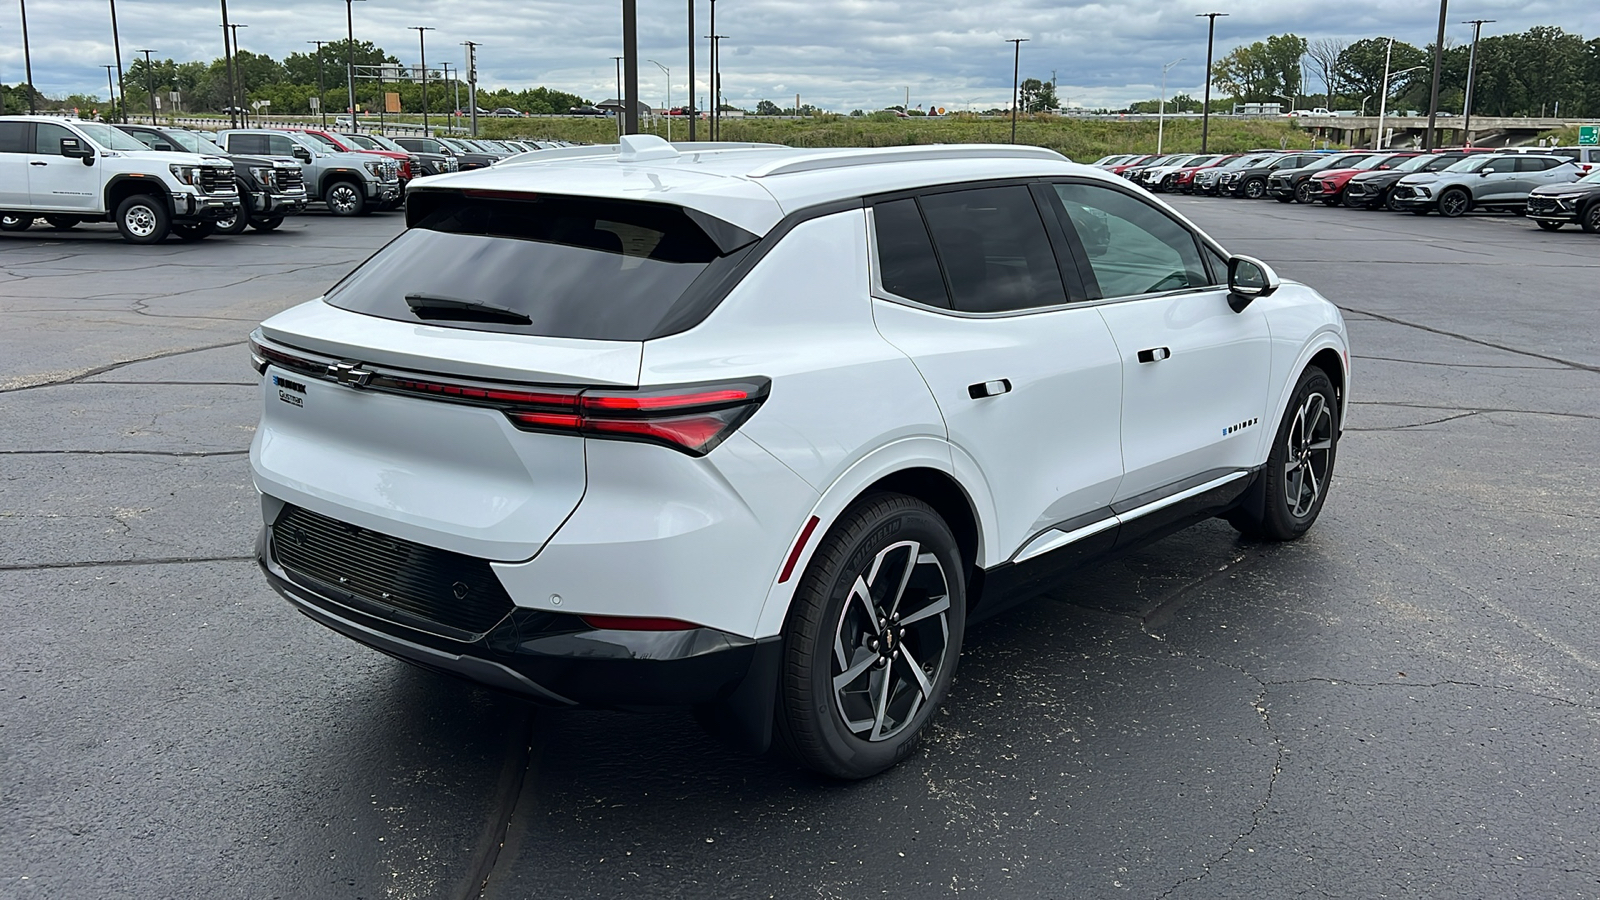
[251, 188, 760, 562]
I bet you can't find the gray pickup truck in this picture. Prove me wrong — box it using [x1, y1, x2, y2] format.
[217, 129, 399, 216]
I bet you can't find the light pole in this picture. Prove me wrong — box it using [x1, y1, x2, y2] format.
[1376, 48, 1426, 151]
[411, 26, 434, 134]
[19, 0, 35, 112]
[219, 0, 236, 127]
[137, 48, 156, 123]
[649, 59, 671, 140]
[462, 41, 479, 136]
[687, 0, 696, 140]
[612, 55, 624, 139]
[99, 65, 116, 120]
[1196, 12, 1227, 152]
[1424, 0, 1447, 150]
[345, 0, 365, 130]
[1158, 57, 1184, 154]
[441, 61, 456, 130]
[227, 23, 247, 124]
[107, 0, 127, 122]
[1007, 38, 1027, 144]
[307, 40, 328, 127]
[1461, 18, 1494, 144]
[623, 0, 639, 135]
[708, 0, 717, 140]
[706, 35, 727, 139]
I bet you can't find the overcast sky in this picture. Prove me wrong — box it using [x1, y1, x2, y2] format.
[5, 1, 1598, 111]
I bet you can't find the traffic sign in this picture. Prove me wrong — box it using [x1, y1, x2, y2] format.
[1580, 125, 1599, 146]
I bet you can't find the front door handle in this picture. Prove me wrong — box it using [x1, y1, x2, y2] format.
[1137, 347, 1171, 363]
[29, 161, 47, 167]
[968, 379, 1012, 399]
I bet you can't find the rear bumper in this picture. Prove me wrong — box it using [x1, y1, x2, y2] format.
[257, 524, 777, 712]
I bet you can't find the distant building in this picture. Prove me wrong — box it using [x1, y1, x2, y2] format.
[597, 98, 656, 118]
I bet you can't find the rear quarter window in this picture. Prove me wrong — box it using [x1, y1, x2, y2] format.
[324, 193, 757, 341]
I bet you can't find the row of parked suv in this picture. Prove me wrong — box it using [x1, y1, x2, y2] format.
[0, 114, 572, 244]
[1091, 146, 1600, 233]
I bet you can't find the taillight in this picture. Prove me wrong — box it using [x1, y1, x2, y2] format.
[505, 380, 770, 456]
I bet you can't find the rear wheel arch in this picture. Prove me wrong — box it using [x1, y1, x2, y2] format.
[858, 468, 981, 598]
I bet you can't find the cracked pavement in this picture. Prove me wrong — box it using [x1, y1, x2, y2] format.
[2, 201, 1598, 899]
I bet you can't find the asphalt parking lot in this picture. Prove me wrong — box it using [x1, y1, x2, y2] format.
[3, 199, 1598, 900]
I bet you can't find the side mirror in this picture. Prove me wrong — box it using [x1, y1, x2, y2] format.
[1480, 168, 1495, 176]
[293, 146, 312, 162]
[60, 137, 94, 163]
[154, 142, 176, 152]
[1227, 255, 1280, 312]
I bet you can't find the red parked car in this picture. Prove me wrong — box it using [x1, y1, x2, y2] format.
[288, 128, 418, 208]
[1312, 152, 1419, 206]
[1173, 155, 1240, 194]
[1108, 155, 1155, 175]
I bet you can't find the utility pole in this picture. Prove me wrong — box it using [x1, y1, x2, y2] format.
[219, 0, 235, 127]
[1007, 38, 1027, 144]
[442, 61, 457, 130]
[687, 0, 696, 140]
[308, 40, 327, 128]
[138, 48, 156, 123]
[649, 60, 671, 140]
[623, 0, 639, 135]
[708, 35, 727, 139]
[100, 65, 116, 120]
[411, 26, 434, 135]
[227, 24, 247, 124]
[1196, 12, 1228, 153]
[1461, 18, 1493, 145]
[1424, 0, 1447, 150]
[612, 56, 624, 139]
[19, 0, 35, 112]
[1158, 57, 1184, 155]
[462, 41, 479, 136]
[108, 0, 127, 122]
[708, 0, 717, 140]
[345, 0, 364, 130]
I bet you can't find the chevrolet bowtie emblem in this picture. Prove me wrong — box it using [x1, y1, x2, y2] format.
[328, 361, 373, 387]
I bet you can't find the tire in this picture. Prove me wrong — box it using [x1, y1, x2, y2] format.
[773, 493, 966, 779]
[1274, 194, 1295, 203]
[251, 216, 284, 232]
[215, 206, 250, 235]
[1228, 368, 1339, 541]
[1410, 209, 1431, 216]
[1535, 220, 1562, 231]
[0, 214, 32, 232]
[43, 216, 80, 230]
[1295, 181, 1318, 204]
[114, 194, 170, 244]
[1321, 195, 1340, 207]
[1385, 190, 1405, 212]
[323, 180, 366, 216]
[170, 222, 215, 242]
[1342, 192, 1362, 208]
[1242, 178, 1266, 200]
[1438, 188, 1471, 218]
[1582, 204, 1600, 235]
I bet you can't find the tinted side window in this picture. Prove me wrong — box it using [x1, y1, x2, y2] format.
[226, 134, 259, 154]
[1053, 183, 1208, 299]
[0, 121, 27, 154]
[35, 122, 75, 156]
[126, 129, 162, 149]
[872, 199, 949, 308]
[1426, 155, 1461, 171]
[918, 186, 1066, 313]
[1513, 157, 1545, 172]
[266, 135, 297, 155]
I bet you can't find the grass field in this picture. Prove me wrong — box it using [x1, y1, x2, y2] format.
[475, 114, 1335, 160]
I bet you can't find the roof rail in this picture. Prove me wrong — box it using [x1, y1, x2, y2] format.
[495, 140, 791, 167]
[746, 144, 1068, 178]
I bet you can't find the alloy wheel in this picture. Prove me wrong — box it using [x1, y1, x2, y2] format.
[1284, 392, 1334, 518]
[1244, 179, 1265, 199]
[831, 540, 952, 743]
[1439, 190, 1470, 218]
[328, 185, 359, 215]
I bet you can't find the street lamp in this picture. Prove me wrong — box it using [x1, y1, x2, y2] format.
[307, 40, 328, 127]
[20, 0, 36, 112]
[137, 48, 156, 123]
[709, 0, 718, 140]
[99, 65, 117, 120]
[218, 0, 236, 128]
[686, 0, 696, 141]
[107, 0, 127, 122]
[648, 59, 671, 141]
[462, 41, 480, 136]
[1158, 57, 1184, 155]
[1461, 18, 1495, 144]
[227, 23, 248, 123]
[411, 26, 434, 134]
[1007, 38, 1028, 144]
[1375, 38, 1426, 151]
[345, 0, 366, 130]
[612, 55, 624, 139]
[1196, 12, 1228, 152]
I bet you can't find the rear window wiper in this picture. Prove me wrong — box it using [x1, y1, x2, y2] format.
[404, 293, 533, 325]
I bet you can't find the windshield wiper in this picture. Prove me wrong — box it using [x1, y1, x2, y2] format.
[405, 293, 533, 325]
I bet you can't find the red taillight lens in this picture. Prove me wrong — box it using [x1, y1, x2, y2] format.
[507, 379, 769, 456]
[579, 615, 699, 631]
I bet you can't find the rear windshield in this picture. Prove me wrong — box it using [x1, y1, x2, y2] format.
[324, 194, 756, 341]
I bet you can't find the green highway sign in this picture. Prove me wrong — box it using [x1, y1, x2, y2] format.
[1581, 125, 1599, 146]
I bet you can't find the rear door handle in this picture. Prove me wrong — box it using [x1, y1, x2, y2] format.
[968, 379, 1012, 399]
[1137, 347, 1171, 363]
[29, 161, 47, 167]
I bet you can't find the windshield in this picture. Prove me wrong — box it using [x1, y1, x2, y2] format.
[76, 122, 149, 152]
[301, 131, 343, 151]
[341, 134, 380, 150]
[1219, 155, 1263, 169]
[366, 134, 406, 152]
[1305, 154, 1368, 171]
[1579, 170, 1600, 184]
[1444, 155, 1499, 173]
[1351, 154, 1405, 171]
[325, 193, 748, 341]
[1391, 154, 1439, 173]
[167, 131, 228, 155]
[438, 138, 473, 153]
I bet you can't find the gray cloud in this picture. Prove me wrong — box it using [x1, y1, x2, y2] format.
[4, 1, 1597, 109]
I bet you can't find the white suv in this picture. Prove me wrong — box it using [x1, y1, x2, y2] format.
[250, 136, 1349, 778]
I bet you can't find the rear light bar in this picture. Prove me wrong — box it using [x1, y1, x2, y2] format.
[248, 334, 768, 457]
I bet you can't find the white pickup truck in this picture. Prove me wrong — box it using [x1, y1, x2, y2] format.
[0, 115, 240, 243]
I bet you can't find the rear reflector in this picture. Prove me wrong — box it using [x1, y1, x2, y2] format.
[579, 615, 699, 631]
[778, 515, 821, 584]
